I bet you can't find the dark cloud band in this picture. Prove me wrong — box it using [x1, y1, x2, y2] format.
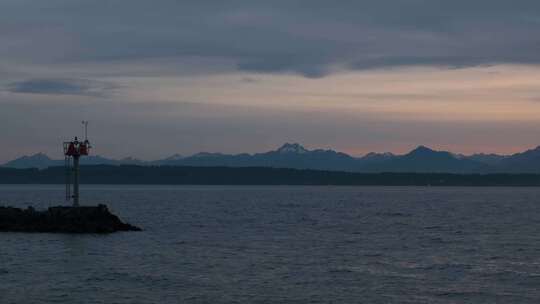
[6, 79, 116, 97]
[2, 1, 540, 77]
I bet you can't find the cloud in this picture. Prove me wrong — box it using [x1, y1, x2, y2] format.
[2, 1, 540, 78]
[240, 77, 261, 83]
[6, 79, 116, 97]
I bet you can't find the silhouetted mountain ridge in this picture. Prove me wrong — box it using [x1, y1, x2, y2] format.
[4, 143, 540, 173]
[4, 152, 54, 169]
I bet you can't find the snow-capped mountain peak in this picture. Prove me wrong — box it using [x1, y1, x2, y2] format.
[164, 153, 184, 161]
[276, 143, 309, 154]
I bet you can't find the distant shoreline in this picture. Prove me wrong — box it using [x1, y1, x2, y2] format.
[1, 165, 540, 187]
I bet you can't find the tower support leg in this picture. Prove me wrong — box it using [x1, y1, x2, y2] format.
[73, 155, 80, 207]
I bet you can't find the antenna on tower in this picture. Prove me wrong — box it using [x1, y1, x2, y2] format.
[82, 120, 89, 142]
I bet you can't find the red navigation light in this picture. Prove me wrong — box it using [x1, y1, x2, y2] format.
[79, 143, 88, 155]
[66, 142, 77, 156]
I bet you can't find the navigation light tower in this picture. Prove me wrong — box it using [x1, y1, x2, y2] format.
[63, 121, 91, 207]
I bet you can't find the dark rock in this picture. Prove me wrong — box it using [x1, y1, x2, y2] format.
[0, 204, 141, 233]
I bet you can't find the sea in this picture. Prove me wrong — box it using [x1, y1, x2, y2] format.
[1, 185, 539, 304]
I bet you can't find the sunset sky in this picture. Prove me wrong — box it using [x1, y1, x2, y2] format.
[2, 1, 540, 162]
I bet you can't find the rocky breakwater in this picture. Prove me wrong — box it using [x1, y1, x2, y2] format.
[0, 204, 141, 233]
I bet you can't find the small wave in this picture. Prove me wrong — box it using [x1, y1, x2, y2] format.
[421, 263, 473, 271]
[363, 253, 383, 257]
[328, 267, 354, 274]
[435, 290, 491, 298]
[479, 269, 540, 279]
[375, 212, 412, 217]
[430, 237, 446, 243]
[277, 203, 301, 208]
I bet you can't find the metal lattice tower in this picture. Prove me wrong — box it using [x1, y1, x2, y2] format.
[63, 121, 91, 207]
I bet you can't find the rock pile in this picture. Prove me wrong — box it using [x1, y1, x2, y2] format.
[0, 204, 141, 233]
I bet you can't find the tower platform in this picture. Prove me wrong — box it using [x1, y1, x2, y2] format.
[0, 204, 141, 233]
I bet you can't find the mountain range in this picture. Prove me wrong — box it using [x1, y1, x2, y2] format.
[4, 143, 540, 173]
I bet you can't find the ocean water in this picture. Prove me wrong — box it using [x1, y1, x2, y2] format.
[1, 185, 540, 304]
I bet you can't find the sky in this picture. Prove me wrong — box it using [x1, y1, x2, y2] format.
[2, 0, 540, 162]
